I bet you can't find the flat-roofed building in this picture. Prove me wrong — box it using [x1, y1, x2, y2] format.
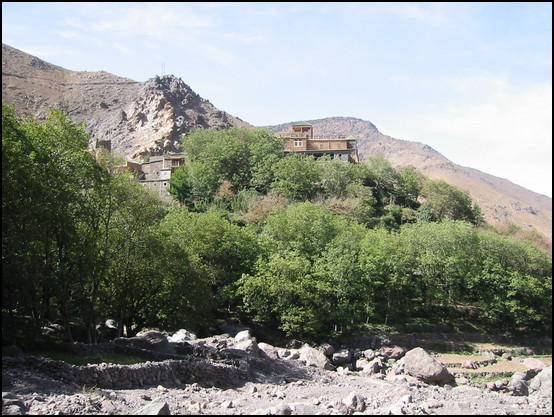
[279, 122, 358, 163]
[114, 153, 185, 202]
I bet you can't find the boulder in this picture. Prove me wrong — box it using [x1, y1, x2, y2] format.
[508, 375, 529, 396]
[299, 345, 334, 370]
[379, 345, 406, 360]
[461, 360, 478, 369]
[342, 392, 366, 412]
[362, 357, 383, 376]
[114, 331, 174, 354]
[258, 342, 279, 359]
[278, 349, 299, 360]
[363, 348, 376, 360]
[523, 357, 548, 372]
[169, 329, 196, 343]
[528, 366, 552, 398]
[332, 349, 352, 365]
[235, 339, 260, 357]
[403, 347, 453, 384]
[234, 329, 253, 343]
[319, 343, 335, 357]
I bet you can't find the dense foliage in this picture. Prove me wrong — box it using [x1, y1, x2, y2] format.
[2, 105, 551, 345]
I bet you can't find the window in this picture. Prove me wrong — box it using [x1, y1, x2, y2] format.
[294, 139, 303, 147]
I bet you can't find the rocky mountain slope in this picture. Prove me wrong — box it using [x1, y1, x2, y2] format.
[2, 43, 250, 160]
[2, 43, 551, 241]
[267, 118, 552, 241]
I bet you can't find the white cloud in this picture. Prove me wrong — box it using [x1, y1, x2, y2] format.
[55, 29, 85, 41]
[412, 82, 552, 196]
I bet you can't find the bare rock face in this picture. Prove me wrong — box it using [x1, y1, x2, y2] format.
[106, 75, 250, 160]
[2, 43, 251, 161]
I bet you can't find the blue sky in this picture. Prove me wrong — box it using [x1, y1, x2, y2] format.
[2, 2, 552, 197]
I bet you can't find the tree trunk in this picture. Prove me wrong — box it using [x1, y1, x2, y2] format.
[61, 303, 74, 344]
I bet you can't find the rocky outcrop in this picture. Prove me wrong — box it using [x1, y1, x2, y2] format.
[2, 43, 251, 161]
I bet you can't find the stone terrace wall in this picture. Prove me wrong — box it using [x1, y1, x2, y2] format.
[2, 356, 246, 390]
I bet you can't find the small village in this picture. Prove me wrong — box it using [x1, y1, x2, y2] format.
[112, 122, 359, 201]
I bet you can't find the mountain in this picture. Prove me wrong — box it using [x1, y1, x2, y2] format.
[2, 43, 251, 160]
[2, 43, 551, 241]
[266, 118, 552, 241]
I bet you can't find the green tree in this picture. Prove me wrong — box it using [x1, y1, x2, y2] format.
[317, 155, 358, 198]
[2, 104, 106, 342]
[398, 220, 480, 319]
[270, 153, 320, 201]
[471, 232, 552, 333]
[238, 202, 365, 337]
[172, 127, 284, 207]
[419, 179, 483, 225]
[160, 209, 259, 309]
[248, 129, 285, 193]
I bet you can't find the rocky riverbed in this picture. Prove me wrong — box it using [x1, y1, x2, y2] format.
[2, 328, 552, 415]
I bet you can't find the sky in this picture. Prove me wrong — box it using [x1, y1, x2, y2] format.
[2, 2, 552, 197]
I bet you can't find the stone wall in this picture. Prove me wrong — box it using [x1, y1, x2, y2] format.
[2, 355, 246, 390]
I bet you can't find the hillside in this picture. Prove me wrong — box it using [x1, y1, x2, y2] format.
[266, 118, 552, 241]
[2, 43, 551, 241]
[2, 43, 251, 160]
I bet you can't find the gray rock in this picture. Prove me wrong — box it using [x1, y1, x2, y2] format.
[363, 348, 376, 360]
[379, 345, 406, 360]
[234, 329, 253, 343]
[528, 365, 552, 398]
[235, 339, 260, 357]
[114, 331, 174, 354]
[258, 342, 279, 359]
[362, 357, 383, 375]
[403, 347, 453, 384]
[299, 345, 334, 370]
[136, 397, 170, 415]
[332, 349, 352, 365]
[342, 392, 366, 412]
[508, 378, 529, 396]
[319, 343, 335, 357]
[523, 357, 548, 372]
[169, 329, 196, 342]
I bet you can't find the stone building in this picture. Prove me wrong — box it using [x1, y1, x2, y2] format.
[279, 122, 358, 163]
[115, 153, 185, 202]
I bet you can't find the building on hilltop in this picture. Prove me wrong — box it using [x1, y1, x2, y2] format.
[103, 122, 357, 203]
[278, 122, 358, 163]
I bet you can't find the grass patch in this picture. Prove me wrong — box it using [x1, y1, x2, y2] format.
[466, 372, 513, 385]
